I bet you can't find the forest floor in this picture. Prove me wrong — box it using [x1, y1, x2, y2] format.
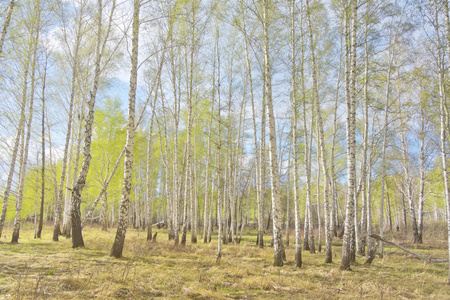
[0, 223, 449, 299]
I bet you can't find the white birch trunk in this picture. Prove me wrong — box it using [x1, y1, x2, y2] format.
[263, 0, 284, 266]
[71, 0, 117, 248]
[11, 4, 40, 242]
[110, 0, 139, 258]
[434, 0, 450, 283]
[0, 0, 14, 55]
[289, 0, 301, 267]
[241, 8, 263, 247]
[341, 0, 357, 270]
[306, 0, 332, 263]
[146, 74, 160, 241]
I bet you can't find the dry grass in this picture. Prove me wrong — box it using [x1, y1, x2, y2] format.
[0, 223, 449, 299]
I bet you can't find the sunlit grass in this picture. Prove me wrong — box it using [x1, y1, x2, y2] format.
[0, 223, 449, 299]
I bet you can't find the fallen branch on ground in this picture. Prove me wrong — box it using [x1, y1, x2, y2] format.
[369, 234, 448, 263]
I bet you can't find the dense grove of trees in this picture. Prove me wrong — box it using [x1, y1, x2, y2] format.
[1, 0, 450, 280]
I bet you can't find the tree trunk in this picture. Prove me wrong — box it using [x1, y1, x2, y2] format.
[418, 96, 425, 244]
[12, 6, 40, 242]
[242, 9, 263, 247]
[434, 0, 450, 283]
[286, 143, 291, 248]
[203, 66, 215, 242]
[0, 0, 15, 55]
[359, 6, 370, 255]
[145, 65, 161, 241]
[53, 33, 78, 241]
[290, 3, 302, 263]
[110, 0, 139, 258]
[341, 0, 357, 270]
[216, 26, 223, 262]
[263, 0, 284, 267]
[0, 7, 31, 239]
[101, 192, 108, 231]
[159, 97, 173, 240]
[306, 0, 332, 263]
[64, 103, 84, 238]
[316, 155, 322, 253]
[71, 0, 116, 248]
[330, 26, 343, 240]
[300, 0, 314, 254]
[171, 22, 180, 245]
[36, 53, 48, 239]
[192, 154, 198, 243]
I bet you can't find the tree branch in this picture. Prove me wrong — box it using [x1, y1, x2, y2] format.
[369, 234, 449, 263]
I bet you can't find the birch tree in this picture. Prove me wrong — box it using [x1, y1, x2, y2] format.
[71, 0, 118, 248]
[11, 0, 42, 243]
[52, 0, 89, 242]
[36, 50, 48, 239]
[433, 0, 450, 283]
[0, 0, 14, 55]
[306, 0, 332, 263]
[262, 0, 284, 267]
[110, 0, 140, 258]
[290, 0, 301, 268]
[341, 0, 357, 270]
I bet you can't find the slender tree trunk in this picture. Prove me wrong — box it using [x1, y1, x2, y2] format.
[146, 70, 160, 241]
[0, 0, 14, 55]
[418, 96, 425, 244]
[58, 4, 88, 238]
[216, 151, 223, 262]
[434, 0, 450, 283]
[386, 181, 393, 233]
[225, 61, 234, 244]
[53, 36, 79, 242]
[101, 192, 108, 231]
[64, 102, 84, 238]
[71, 0, 116, 248]
[12, 5, 40, 242]
[216, 27, 223, 262]
[300, 0, 313, 253]
[286, 143, 291, 248]
[159, 96, 173, 240]
[341, 0, 357, 270]
[0, 12, 31, 239]
[208, 173, 214, 243]
[36, 54, 48, 239]
[399, 100, 418, 242]
[233, 91, 245, 243]
[171, 28, 180, 245]
[62, 117, 74, 234]
[241, 5, 263, 247]
[290, 21, 303, 260]
[306, 0, 332, 263]
[378, 0, 401, 256]
[259, 74, 266, 248]
[203, 35, 216, 243]
[366, 148, 374, 251]
[110, 0, 139, 258]
[263, 0, 284, 267]
[181, 85, 193, 246]
[317, 154, 322, 253]
[222, 60, 233, 245]
[192, 148, 198, 243]
[331, 28, 343, 239]
[358, 6, 370, 255]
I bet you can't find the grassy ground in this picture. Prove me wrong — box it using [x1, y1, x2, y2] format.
[0, 223, 449, 299]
